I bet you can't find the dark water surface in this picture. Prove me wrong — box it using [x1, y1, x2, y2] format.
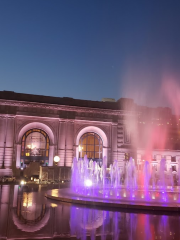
[0, 184, 179, 240]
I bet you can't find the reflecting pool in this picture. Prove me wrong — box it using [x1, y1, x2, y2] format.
[0, 184, 180, 240]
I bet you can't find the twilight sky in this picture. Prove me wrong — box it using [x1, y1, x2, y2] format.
[0, 1, 180, 108]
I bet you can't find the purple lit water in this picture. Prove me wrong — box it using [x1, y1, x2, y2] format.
[71, 156, 180, 205]
[1, 184, 180, 240]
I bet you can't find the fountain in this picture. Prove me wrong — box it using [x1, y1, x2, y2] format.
[46, 155, 180, 212]
[158, 158, 167, 190]
[143, 160, 151, 190]
[125, 157, 137, 189]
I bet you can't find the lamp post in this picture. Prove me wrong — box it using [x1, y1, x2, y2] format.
[53, 156, 60, 183]
[54, 156, 60, 166]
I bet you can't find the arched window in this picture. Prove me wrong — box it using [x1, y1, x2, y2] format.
[79, 132, 103, 161]
[21, 129, 49, 166]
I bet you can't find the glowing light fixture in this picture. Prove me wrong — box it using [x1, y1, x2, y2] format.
[78, 145, 83, 158]
[54, 156, 60, 165]
[20, 180, 25, 185]
[84, 179, 92, 187]
[78, 145, 83, 152]
[51, 203, 57, 208]
[27, 144, 35, 149]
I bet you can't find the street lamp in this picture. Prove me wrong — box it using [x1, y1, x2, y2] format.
[54, 156, 60, 165]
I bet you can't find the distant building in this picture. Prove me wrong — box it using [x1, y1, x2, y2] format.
[0, 90, 179, 177]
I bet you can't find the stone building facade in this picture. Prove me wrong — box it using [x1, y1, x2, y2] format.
[0, 90, 179, 177]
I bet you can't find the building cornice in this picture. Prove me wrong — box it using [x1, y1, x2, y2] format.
[0, 99, 139, 116]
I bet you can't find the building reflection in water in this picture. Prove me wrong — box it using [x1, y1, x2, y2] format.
[13, 189, 50, 233]
[0, 185, 180, 239]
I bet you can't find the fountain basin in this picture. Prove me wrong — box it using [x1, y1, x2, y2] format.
[45, 188, 180, 212]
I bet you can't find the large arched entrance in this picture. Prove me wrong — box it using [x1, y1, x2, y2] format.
[79, 132, 103, 164]
[20, 128, 50, 168]
[76, 126, 108, 164]
[16, 122, 55, 168]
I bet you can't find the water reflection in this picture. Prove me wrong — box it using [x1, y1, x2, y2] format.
[70, 207, 105, 239]
[69, 206, 180, 240]
[0, 184, 180, 239]
[13, 189, 50, 233]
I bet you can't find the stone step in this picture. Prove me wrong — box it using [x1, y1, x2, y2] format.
[117, 131, 123, 135]
[117, 135, 123, 139]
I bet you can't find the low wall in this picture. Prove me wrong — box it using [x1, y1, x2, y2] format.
[39, 166, 71, 182]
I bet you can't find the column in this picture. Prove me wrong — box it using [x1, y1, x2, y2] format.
[16, 144, 21, 168]
[65, 121, 74, 166]
[57, 121, 66, 166]
[49, 145, 54, 166]
[111, 123, 118, 164]
[5, 117, 15, 169]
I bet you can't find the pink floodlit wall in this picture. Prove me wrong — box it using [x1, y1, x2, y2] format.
[76, 126, 108, 163]
[0, 117, 6, 167]
[57, 121, 66, 167]
[2, 93, 180, 177]
[12, 118, 110, 171]
[64, 121, 74, 167]
[0, 185, 10, 238]
[0, 116, 14, 172]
